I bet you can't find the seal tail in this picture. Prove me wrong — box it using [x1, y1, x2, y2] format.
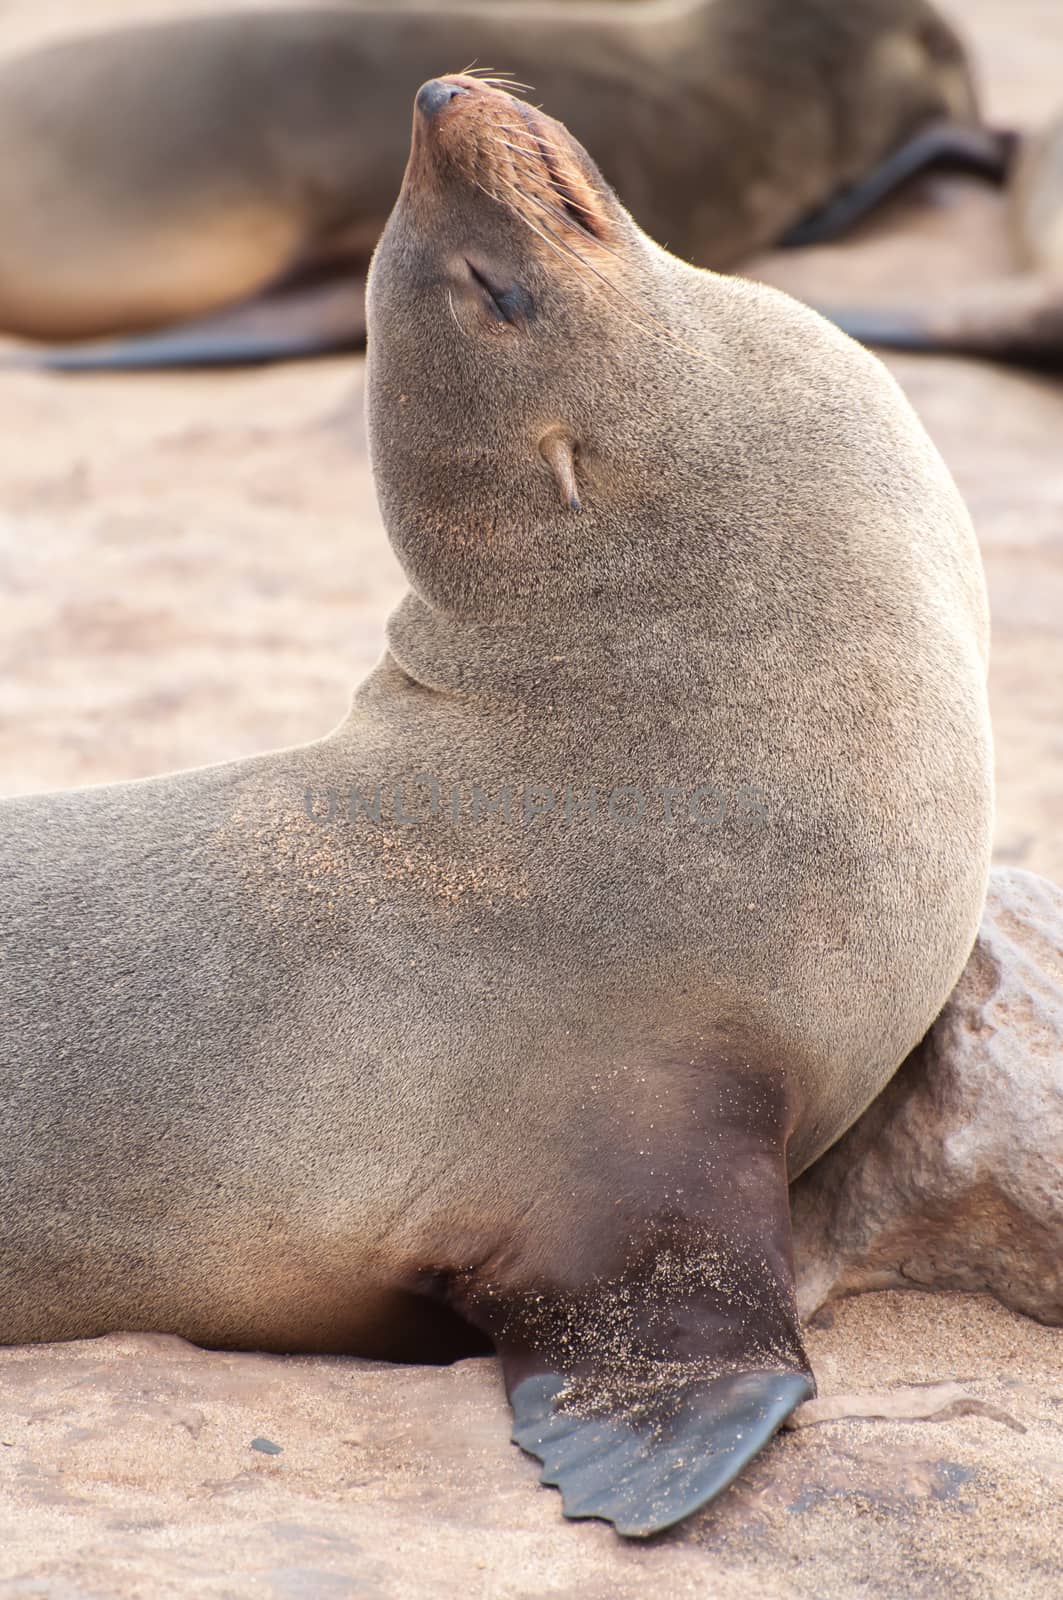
[779, 121, 1015, 248]
[3, 277, 367, 372]
[820, 273, 1063, 368]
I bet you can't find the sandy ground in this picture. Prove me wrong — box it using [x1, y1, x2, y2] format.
[0, 1, 1061, 1596]
[0, 1293, 1060, 1599]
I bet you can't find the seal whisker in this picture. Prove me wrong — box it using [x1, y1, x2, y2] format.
[494, 181, 690, 360]
[491, 146, 603, 240]
[495, 126, 589, 175]
[487, 173, 654, 310]
[507, 179, 622, 260]
[500, 124, 584, 168]
[480, 77, 534, 96]
[499, 191, 656, 334]
[493, 154, 615, 241]
[455, 66, 533, 95]
[445, 287, 468, 337]
[492, 127, 607, 241]
[492, 139, 602, 221]
[488, 170, 731, 372]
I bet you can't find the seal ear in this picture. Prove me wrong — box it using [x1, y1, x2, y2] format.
[539, 430, 582, 512]
[459, 1068, 815, 1537]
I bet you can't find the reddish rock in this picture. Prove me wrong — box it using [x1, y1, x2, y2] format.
[793, 867, 1063, 1325]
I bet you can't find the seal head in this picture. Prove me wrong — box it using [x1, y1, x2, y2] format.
[368, 73, 656, 623]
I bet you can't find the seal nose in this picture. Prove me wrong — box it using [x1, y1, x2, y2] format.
[416, 80, 468, 121]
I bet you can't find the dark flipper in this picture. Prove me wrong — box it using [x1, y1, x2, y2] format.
[4, 276, 366, 373]
[511, 1367, 812, 1537]
[779, 121, 1016, 249]
[822, 272, 1063, 369]
[455, 1065, 814, 1538]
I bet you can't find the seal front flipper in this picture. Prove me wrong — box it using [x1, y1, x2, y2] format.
[508, 1364, 812, 1537]
[6, 276, 367, 373]
[459, 1070, 815, 1537]
[779, 121, 1015, 248]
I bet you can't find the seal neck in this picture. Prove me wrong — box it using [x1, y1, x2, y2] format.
[381, 588, 711, 708]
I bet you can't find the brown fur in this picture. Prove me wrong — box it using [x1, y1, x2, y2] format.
[0, 0, 982, 346]
[0, 76, 992, 1532]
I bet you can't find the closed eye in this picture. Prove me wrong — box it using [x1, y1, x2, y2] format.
[465, 260, 534, 325]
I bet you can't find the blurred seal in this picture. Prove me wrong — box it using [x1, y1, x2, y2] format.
[817, 114, 1063, 367]
[0, 0, 1004, 368]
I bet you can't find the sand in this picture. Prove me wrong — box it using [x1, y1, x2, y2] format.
[0, 1294, 1059, 1599]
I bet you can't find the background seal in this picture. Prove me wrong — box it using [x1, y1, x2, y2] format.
[0, 0, 1004, 367]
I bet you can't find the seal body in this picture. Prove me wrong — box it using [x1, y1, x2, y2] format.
[0, 78, 992, 1534]
[0, 0, 988, 361]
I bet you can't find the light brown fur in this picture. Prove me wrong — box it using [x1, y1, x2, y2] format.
[0, 77, 992, 1534]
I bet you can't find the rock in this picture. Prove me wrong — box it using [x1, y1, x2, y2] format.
[793, 867, 1063, 1325]
[784, 1384, 1027, 1432]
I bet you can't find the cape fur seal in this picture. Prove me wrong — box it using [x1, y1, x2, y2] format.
[0, 77, 993, 1535]
[0, 0, 1006, 369]
[820, 113, 1063, 367]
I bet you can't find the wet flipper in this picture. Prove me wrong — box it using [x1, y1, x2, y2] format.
[511, 1366, 813, 1537]
[780, 121, 1015, 248]
[458, 1066, 815, 1537]
[4, 276, 366, 372]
